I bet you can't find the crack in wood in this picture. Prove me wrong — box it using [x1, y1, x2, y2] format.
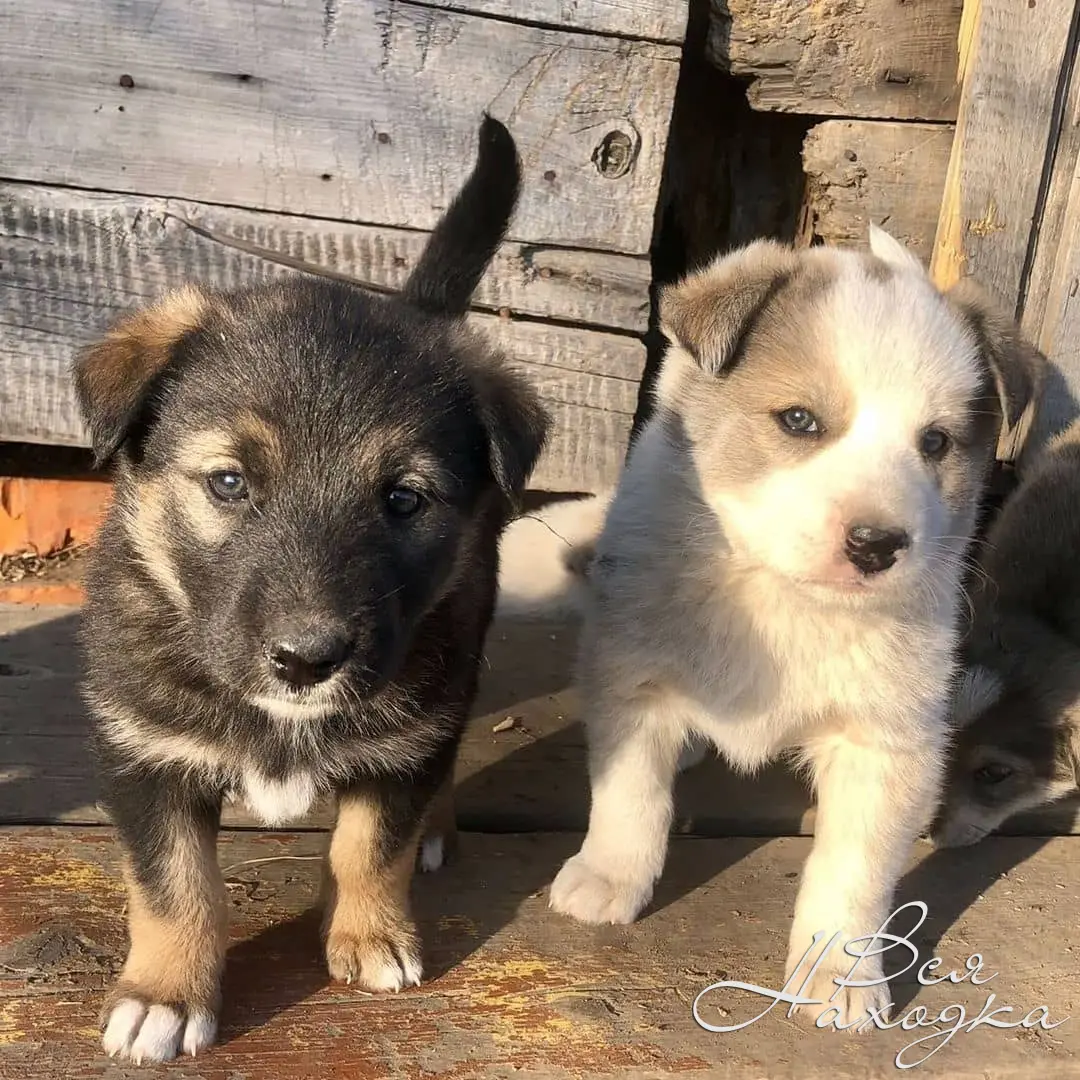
[322, 0, 341, 47]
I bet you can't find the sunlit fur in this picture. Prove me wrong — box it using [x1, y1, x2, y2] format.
[74, 116, 547, 1064]
[548, 228, 1045, 1028]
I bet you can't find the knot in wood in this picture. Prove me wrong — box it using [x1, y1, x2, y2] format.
[592, 130, 637, 180]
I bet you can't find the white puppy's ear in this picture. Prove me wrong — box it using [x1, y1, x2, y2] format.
[659, 240, 799, 374]
[868, 223, 925, 274]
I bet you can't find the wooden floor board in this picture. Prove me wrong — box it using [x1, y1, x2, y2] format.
[1, 827, 1078, 1078]
[2, 604, 1078, 837]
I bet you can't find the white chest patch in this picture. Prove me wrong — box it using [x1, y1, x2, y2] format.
[240, 769, 317, 827]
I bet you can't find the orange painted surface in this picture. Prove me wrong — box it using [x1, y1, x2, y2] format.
[0, 579, 86, 606]
[0, 477, 112, 557]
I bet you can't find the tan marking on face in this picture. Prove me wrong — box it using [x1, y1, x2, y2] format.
[174, 429, 238, 476]
[122, 479, 191, 612]
[105, 825, 226, 1019]
[173, 428, 245, 546]
[657, 243, 995, 591]
[233, 411, 285, 474]
[664, 256, 854, 497]
[351, 425, 451, 495]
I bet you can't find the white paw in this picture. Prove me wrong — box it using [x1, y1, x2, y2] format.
[549, 853, 652, 925]
[784, 953, 892, 1031]
[419, 834, 445, 873]
[326, 930, 423, 992]
[102, 997, 217, 1062]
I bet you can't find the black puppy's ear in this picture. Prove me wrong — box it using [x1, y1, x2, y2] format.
[470, 360, 549, 507]
[400, 114, 520, 318]
[659, 240, 799, 375]
[947, 277, 1049, 457]
[73, 286, 208, 467]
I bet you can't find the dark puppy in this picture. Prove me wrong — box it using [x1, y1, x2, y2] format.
[935, 420, 1080, 846]
[74, 116, 547, 1064]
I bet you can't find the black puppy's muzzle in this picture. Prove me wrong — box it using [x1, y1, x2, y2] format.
[266, 622, 355, 689]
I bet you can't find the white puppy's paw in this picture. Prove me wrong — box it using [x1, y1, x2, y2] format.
[784, 953, 891, 1032]
[102, 996, 217, 1062]
[549, 853, 652, 924]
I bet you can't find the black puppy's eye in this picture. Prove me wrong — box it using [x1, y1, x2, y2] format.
[386, 486, 424, 518]
[776, 406, 822, 436]
[920, 427, 950, 460]
[206, 470, 248, 502]
[973, 762, 1014, 786]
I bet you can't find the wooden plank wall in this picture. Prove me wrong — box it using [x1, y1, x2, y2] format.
[5, 0, 1075, 488]
[0, 0, 687, 492]
[930, 0, 1080, 458]
[719, 0, 967, 259]
[707, 0, 1080, 463]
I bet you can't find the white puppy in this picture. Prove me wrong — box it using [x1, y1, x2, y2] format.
[548, 229, 1046, 1026]
[494, 494, 612, 620]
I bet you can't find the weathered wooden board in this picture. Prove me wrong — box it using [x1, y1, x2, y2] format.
[4, 602, 1078, 839]
[1017, 14, 1080, 453]
[708, 0, 964, 122]
[0, 187, 645, 490]
[433, 0, 688, 42]
[930, 0, 1080, 466]
[1027, 164, 1080, 449]
[0, 0, 681, 255]
[1, 186, 650, 331]
[0, 603, 816, 833]
[930, 0, 1078, 299]
[802, 121, 954, 263]
[1, 826, 1078, 1078]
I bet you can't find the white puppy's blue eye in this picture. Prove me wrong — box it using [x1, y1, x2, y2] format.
[776, 406, 821, 435]
[920, 427, 950, 459]
[386, 486, 424, 518]
[207, 470, 248, 501]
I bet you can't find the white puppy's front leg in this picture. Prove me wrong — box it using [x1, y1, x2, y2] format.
[550, 691, 685, 924]
[786, 729, 944, 1029]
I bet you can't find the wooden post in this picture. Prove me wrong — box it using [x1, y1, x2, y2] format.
[931, 0, 1080, 460]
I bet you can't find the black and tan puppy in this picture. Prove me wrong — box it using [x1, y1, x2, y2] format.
[73, 116, 547, 1064]
[934, 420, 1080, 847]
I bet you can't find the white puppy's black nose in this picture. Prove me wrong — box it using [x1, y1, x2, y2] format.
[844, 524, 910, 575]
[268, 627, 354, 688]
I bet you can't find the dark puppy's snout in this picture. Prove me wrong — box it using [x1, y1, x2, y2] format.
[267, 622, 355, 688]
[844, 524, 910, 575]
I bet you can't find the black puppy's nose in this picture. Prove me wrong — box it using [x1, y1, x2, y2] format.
[844, 524, 910, 575]
[268, 627, 354, 688]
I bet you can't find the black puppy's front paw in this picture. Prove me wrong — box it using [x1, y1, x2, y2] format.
[101, 982, 218, 1063]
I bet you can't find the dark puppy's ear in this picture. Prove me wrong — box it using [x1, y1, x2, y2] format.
[74, 286, 208, 466]
[470, 359, 549, 508]
[659, 240, 799, 375]
[946, 277, 1049, 457]
[400, 114, 520, 318]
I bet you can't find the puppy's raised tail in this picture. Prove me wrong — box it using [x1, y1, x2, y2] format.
[495, 493, 611, 620]
[400, 114, 520, 317]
